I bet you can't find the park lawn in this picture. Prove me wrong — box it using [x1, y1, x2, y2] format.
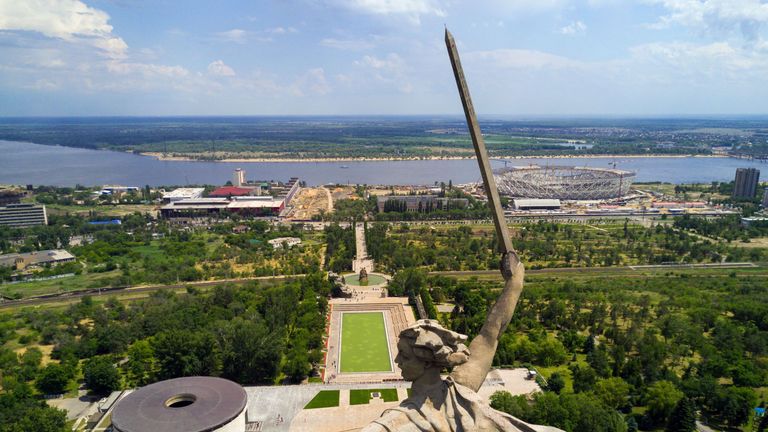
[132, 242, 164, 260]
[340, 312, 392, 373]
[349, 388, 399, 405]
[304, 390, 340, 409]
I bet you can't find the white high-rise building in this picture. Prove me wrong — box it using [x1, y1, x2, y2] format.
[233, 168, 245, 187]
[762, 187, 768, 207]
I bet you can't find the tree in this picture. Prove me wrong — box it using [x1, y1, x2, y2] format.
[646, 380, 684, 425]
[125, 339, 156, 386]
[0, 380, 68, 432]
[547, 372, 565, 394]
[666, 397, 696, 432]
[536, 338, 569, 367]
[490, 391, 531, 419]
[757, 412, 768, 432]
[387, 268, 426, 298]
[707, 386, 757, 427]
[570, 364, 597, 394]
[152, 330, 221, 379]
[626, 416, 639, 432]
[594, 377, 631, 410]
[219, 318, 283, 384]
[35, 364, 71, 395]
[83, 356, 121, 396]
[587, 345, 612, 377]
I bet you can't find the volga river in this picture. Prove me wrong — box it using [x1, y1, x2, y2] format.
[1, 140, 766, 187]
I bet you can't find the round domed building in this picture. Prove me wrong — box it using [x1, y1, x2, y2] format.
[111, 376, 247, 432]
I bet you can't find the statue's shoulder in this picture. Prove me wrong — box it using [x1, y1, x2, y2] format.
[362, 405, 421, 432]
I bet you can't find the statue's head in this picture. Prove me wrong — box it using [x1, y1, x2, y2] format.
[395, 319, 470, 381]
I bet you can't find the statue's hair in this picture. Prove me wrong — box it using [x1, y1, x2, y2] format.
[399, 319, 470, 368]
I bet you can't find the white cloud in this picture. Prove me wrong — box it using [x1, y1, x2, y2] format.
[207, 60, 236, 77]
[216, 29, 249, 43]
[266, 26, 298, 34]
[646, 0, 768, 40]
[466, 49, 582, 70]
[320, 37, 376, 50]
[560, 20, 587, 35]
[0, 0, 127, 58]
[27, 79, 59, 90]
[106, 61, 189, 78]
[293, 68, 331, 95]
[353, 53, 412, 92]
[629, 41, 768, 79]
[332, 0, 446, 24]
[356, 53, 406, 72]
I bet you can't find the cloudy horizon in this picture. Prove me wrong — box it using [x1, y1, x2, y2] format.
[1, 0, 768, 116]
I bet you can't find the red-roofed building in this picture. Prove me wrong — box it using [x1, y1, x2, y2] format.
[209, 186, 254, 197]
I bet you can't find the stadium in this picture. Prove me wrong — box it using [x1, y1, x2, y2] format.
[495, 165, 636, 200]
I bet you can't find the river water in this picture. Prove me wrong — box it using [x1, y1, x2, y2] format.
[1, 140, 766, 187]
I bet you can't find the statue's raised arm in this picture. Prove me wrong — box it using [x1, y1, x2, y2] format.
[362, 29, 557, 432]
[444, 28, 526, 393]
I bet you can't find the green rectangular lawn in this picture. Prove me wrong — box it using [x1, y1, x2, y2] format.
[340, 312, 392, 373]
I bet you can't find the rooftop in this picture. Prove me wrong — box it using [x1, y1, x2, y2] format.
[162, 188, 205, 198]
[111, 376, 247, 432]
[209, 186, 254, 197]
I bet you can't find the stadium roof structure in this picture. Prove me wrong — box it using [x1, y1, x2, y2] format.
[111, 376, 247, 432]
[495, 165, 636, 200]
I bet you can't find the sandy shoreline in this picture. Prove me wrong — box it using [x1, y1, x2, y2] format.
[142, 151, 725, 163]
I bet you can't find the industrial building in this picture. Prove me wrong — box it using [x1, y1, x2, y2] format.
[160, 196, 285, 218]
[162, 187, 204, 203]
[99, 185, 140, 195]
[0, 188, 25, 205]
[0, 203, 47, 228]
[0, 249, 75, 270]
[733, 168, 760, 199]
[376, 195, 469, 212]
[209, 186, 255, 198]
[268, 237, 302, 249]
[111, 377, 247, 432]
[512, 199, 562, 210]
[495, 166, 636, 200]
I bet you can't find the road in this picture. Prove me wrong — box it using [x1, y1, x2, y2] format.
[429, 262, 760, 277]
[3, 261, 762, 309]
[0, 274, 305, 309]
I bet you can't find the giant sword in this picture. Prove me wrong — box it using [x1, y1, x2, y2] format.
[446, 28, 526, 392]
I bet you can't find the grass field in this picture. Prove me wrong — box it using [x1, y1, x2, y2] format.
[340, 312, 392, 373]
[304, 390, 340, 409]
[349, 388, 399, 405]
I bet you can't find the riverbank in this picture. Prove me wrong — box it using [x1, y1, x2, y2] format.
[142, 151, 724, 163]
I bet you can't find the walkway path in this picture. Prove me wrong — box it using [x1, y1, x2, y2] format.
[321, 186, 333, 212]
[352, 223, 374, 273]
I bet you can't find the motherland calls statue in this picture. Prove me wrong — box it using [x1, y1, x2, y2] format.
[361, 319, 563, 432]
[362, 29, 564, 432]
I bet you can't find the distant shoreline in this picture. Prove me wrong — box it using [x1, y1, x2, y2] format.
[142, 151, 725, 163]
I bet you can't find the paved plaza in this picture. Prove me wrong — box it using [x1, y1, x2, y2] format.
[242, 368, 540, 432]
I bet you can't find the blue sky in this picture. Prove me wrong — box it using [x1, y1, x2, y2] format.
[1, 0, 768, 116]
